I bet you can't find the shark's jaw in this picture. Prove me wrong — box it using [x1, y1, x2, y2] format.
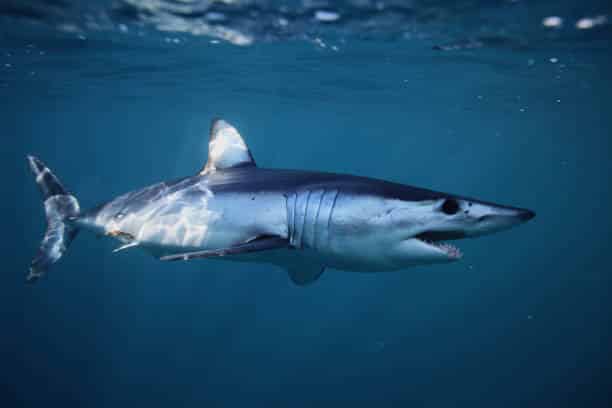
[394, 234, 463, 266]
[415, 235, 463, 260]
[415, 230, 465, 260]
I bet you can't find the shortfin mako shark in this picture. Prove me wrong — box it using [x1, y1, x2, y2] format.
[27, 119, 534, 285]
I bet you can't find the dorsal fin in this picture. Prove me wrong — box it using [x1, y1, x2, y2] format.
[199, 119, 256, 175]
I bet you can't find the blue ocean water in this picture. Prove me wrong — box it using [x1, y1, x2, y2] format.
[2, 1, 611, 407]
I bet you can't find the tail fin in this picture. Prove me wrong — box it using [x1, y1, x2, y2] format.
[27, 155, 80, 283]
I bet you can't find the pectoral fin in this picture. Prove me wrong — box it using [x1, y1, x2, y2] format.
[287, 265, 325, 286]
[159, 236, 288, 261]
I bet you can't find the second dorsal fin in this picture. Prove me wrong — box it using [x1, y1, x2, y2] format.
[199, 119, 256, 175]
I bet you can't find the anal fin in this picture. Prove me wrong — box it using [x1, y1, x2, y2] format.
[113, 241, 140, 253]
[160, 235, 288, 261]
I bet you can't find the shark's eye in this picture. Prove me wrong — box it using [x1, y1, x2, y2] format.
[441, 198, 460, 215]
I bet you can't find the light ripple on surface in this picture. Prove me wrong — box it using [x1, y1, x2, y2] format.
[0, 0, 609, 47]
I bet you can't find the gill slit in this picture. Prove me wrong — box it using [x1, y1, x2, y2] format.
[291, 193, 297, 244]
[312, 189, 325, 250]
[327, 189, 339, 248]
[301, 190, 312, 248]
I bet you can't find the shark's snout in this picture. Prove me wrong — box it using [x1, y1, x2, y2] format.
[518, 209, 536, 222]
[475, 207, 535, 225]
[464, 202, 535, 238]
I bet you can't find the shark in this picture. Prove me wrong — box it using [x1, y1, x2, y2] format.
[26, 119, 535, 285]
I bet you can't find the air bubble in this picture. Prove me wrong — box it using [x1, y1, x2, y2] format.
[542, 16, 563, 28]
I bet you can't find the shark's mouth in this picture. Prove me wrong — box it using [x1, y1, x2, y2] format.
[415, 231, 464, 259]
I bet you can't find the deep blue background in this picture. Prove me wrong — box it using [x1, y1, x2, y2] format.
[2, 14, 612, 408]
